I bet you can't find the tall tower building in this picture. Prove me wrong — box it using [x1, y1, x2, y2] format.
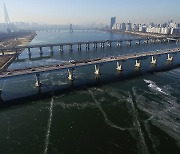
[110, 17, 116, 29]
[4, 4, 10, 25]
[69, 24, 73, 33]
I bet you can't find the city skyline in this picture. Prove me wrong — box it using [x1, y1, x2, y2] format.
[0, 0, 180, 25]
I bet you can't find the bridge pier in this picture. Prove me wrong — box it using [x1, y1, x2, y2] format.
[28, 48, 31, 55]
[39, 47, 43, 55]
[146, 39, 149, 44]
[28, 53, 32, 59]
[107, 42, 111, 48]
[69, 44, 73, 51]
[59, 45, 64, 52]
[49, 46, 53, 53]
[117, 41, 122, 47]
[100, 42, 104, 48]
[35, 73, 42, 87]
[127, 40, 132, 46]
[151, 39, 155, 44]
[94, 64, 100, 75]
[144, 40, 148, 44]
[77, 44, 81, 51]
[93, 43, 98, 48]
[135, 60, 141, 68]
[1, 51, 4, 56]
[68, 69, 74, 81]
[151, 56, 157, 64]
[116, 61, 122, 71]
[136, 40, 141, 45]
[86, 43, 90, 50]
[167, 54, 173, 61]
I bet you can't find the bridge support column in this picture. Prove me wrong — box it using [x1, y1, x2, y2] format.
[28, 48, 31, 55]
[35, 74, 42, 87]
[135, 60, 141, 68]
[151, 56, 157, 65]
[100, 42, 104, 48]
[1, 51, 4, 56]
[94, 64, 100, 75]
[116, 62, 122, 71]
[86, 43, 90, 50]
[152, 39, 156, 44]
[39, 47, 43, 55]
[146, 39, 149, 44]
[144, 40, 148, 44]
[93, 43, 97, 48]
[49, 46, 53, 53]
[59, 45, 64, 52]
[117, 41, 122, 47]
[136, 40, 140, 45]
[127, 40, 131, 46]
[107, 42, 111, 47]
[167, 54, 173, 61]
[78, 44, 81, 51]
[69, 44, 73, 51]
[68, 69, 74, 81]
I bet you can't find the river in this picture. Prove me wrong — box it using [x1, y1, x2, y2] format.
[0, 30, 180, 154]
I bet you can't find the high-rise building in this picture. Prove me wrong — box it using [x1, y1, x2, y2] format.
[121, 23, 126, 30]
[69, 24, 73, 32]
[110, 17, 116, 29]
[4, 4, 10, 25]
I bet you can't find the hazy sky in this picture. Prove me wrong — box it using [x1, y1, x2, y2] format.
[0, 0, 180, 25]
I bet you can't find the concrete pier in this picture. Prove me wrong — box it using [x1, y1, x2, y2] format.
[39, 47, 43, 55]
[167, 54, 173, 61]
[59, 45, 63, 52]
[135, 60, 141, 68]
[69, 44, 73, 51]
[86, 43, 90, 50]
[35, 73, 41, 87]
[77, 44, 81, 51]
[49, 46, 53, 52]
[116, 61, 122, 71]
[127, 40, 132, 46]
[94, 64, 100, 75]
[107, 42, 111, 47]
[28, 48, 31, 55]
[117, 41, 122, 47]
[93, 43, 98, 48]
[68, 69, 74, 81]
[136, 40, 141, 45]
[100, 42, 105, 48]
[151, 56, 157, 64]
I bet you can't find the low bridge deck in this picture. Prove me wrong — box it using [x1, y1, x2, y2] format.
[0, 48, 179, 79]
[0, 37, 179, 52]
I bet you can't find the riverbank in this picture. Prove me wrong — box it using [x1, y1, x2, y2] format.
[102, 29, 179, 38]
[0, 31, 36, 71]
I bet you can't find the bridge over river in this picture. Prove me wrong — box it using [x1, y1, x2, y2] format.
[0, 37, 179, 56]
[0, 48, 179, 88]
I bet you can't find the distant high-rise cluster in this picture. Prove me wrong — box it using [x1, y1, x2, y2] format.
[110, 18, 180, 35]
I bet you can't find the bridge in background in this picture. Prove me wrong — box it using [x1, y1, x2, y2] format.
[0, 37, 179, 56]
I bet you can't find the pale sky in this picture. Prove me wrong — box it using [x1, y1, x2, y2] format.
[0, 0, 180, 25]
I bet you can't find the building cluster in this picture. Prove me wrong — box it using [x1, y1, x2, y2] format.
[110, 17, 180, 35]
